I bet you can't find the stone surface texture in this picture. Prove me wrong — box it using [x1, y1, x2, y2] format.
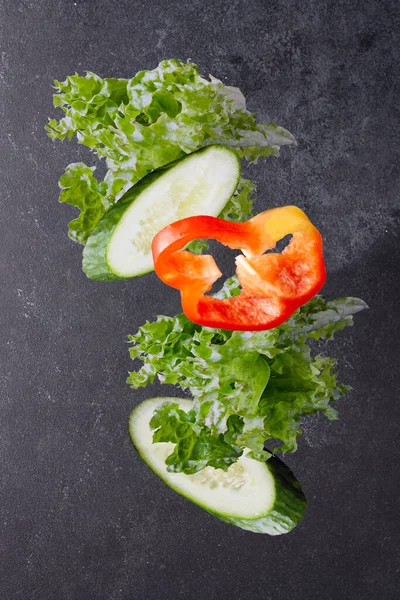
[0, 0, 399, 598]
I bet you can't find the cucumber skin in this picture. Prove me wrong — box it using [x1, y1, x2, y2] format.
[82, 170, 164, 281]
[218, 455, 307, 535]
[128, 398, 307, 535]
[82, 146, 241, 281]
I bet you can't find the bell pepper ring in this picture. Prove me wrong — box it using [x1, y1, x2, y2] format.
[152, 206, 326, 331]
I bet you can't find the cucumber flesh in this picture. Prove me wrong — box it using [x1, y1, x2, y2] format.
[129, 397, 307, 535]
[83, 146, 240, 280]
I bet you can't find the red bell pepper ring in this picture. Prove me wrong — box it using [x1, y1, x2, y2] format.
[152, 206, 326, 331]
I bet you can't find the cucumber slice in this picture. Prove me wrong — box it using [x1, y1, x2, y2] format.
[82, 146, 240, 280]
[129, 397, 307, 535]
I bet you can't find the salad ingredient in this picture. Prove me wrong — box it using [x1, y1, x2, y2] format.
[46, 59, 295, 244]
[58, 164, 111, 244]
[46, 56, 368, 536]
[152, 206, 326, 330]
[82, 146, 240, 280]
[129, 397, 307, 535]
[188, 176, 257, 255]
[127, 277, 367, 474]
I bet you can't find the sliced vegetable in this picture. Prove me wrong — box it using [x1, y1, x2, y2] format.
[82, 146, 240, 280]
[152, 206, 326, 330]
[129, 397, 307, 535]
[46, 59, 296, 244]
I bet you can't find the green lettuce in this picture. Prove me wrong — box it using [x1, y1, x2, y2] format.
[127, 277, 367, 473]
[46, 59, 295, 243]
[149, 403, 242, 474]
[58, 163, 111, 243]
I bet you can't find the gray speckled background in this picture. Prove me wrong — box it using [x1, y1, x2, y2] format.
[1, 1, 399, 598]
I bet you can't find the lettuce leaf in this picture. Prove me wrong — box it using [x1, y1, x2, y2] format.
[58, 163, 111, 243]
[127, 277, 367, 473]
[46, 59, 295, 243]
[149, 403, 242, 474]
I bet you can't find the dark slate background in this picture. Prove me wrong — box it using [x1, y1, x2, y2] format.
[1, 0, 399, 598]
